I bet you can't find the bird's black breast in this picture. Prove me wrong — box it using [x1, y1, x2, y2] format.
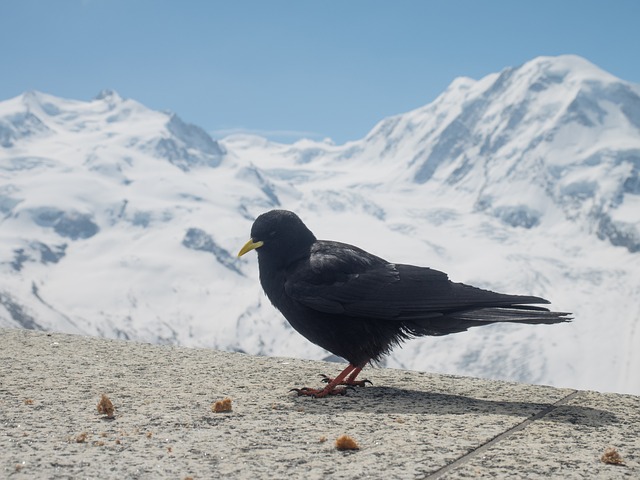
[257, 241, 406, 365]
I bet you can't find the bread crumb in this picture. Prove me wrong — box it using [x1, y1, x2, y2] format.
[76, 432, 88, 443]
[97, 394, 115, 418]
[212, 397, 232, 413]
[24, 398, 34, 405]
[146, 431, 153, 438]
[601, 447, 625, 465]
[335, 434, 359, 451]
[319, 435, 327, 443]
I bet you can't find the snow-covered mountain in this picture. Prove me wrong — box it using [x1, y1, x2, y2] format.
[1, 55, 639, 395]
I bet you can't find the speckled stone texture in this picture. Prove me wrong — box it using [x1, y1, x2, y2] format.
[1, 328, 638, 479]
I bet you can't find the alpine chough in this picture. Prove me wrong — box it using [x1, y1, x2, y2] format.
[238, 210, 571, 397]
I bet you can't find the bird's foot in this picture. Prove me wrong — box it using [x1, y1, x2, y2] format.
[290, 386, 350, 398]
[320, 374, 372, 387]
[290, 364, 368, 398]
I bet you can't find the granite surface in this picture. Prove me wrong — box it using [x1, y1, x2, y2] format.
[1, 328, 638, 479]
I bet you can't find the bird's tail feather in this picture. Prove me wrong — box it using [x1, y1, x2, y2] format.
[450, 306, 572, 325]
[403, 306, 571, 337]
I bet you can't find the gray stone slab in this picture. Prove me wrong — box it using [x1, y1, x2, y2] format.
[0, 328, 637, 479]
[443, 390, 640, 479]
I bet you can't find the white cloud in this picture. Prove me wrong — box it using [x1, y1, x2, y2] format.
[211, 127, 325, 142]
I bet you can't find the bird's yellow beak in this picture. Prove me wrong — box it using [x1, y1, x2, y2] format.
[237, 239, 264, 257]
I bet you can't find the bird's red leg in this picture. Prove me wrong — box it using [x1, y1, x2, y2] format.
[293, 364, 359, 398]
[345, 366, 372, 386]
[320, 365, 372, 387]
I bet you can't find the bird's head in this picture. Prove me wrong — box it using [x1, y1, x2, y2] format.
[238, 210, 317, 267]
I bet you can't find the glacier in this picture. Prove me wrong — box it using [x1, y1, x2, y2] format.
[1, 55, 638, 395]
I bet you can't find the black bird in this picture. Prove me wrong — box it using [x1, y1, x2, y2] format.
[238, 210, 571, 397]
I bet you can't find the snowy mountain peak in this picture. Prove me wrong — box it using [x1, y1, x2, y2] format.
[93, 88, 123, 102]
[518, 54, 621, 85]
[0, 90, 225, 171]
[332, 55, 640, 252]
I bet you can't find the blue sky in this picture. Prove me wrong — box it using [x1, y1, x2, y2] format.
[2, 0, 639, 144]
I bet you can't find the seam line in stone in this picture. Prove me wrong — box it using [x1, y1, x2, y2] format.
[424, 390, 581, 479]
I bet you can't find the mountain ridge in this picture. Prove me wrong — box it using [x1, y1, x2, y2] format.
[1, 54, 638, 395]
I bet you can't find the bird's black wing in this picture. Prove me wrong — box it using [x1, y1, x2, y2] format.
[284, 241, 549, 321]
